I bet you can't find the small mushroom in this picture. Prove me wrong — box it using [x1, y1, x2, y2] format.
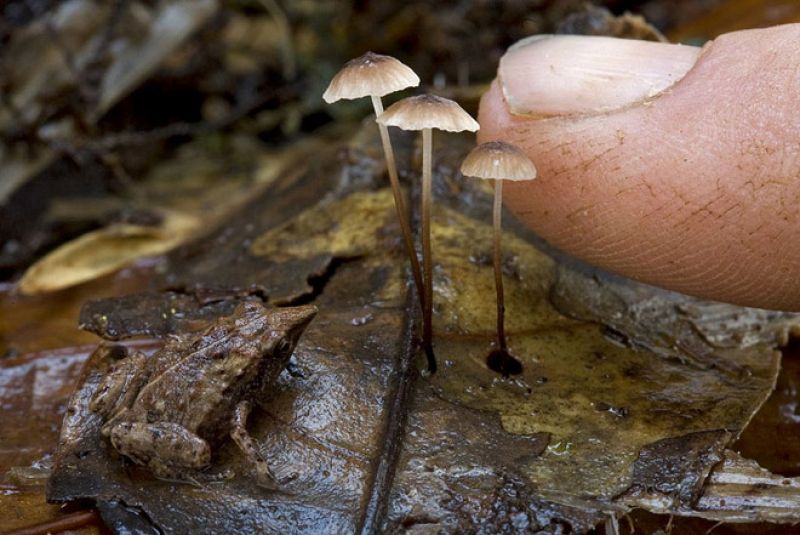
[323, 52, 425, 317]
[460, 141, 537, 373]
[378, 95, 479, 372]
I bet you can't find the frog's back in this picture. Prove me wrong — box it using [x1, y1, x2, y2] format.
[126, 330, 265, 440]
[117, 301, 314, 442]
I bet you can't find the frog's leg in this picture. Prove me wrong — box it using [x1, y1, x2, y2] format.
[231, 400, 277, 488]
[90, 348, 149, 420]
[109, 421, 211, 481]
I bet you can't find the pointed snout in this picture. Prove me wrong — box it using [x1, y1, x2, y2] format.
[274, 304, 318, 340]
[289, 304, 318, 329]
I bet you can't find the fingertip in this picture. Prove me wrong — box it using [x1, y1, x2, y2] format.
[473, 26, 800, 310]
[477, 79, 515, 146]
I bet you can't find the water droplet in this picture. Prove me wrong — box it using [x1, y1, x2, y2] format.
[350, 313, 374, 326]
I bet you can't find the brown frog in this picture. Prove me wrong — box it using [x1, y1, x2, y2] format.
[88, 301, 317, 487]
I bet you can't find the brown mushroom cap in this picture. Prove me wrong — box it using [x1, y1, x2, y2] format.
[377, 94, 480, 133]
[460, 141, 537, 181]
[323, 52, 420, 103]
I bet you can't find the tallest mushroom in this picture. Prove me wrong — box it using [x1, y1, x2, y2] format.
[378, 95, 479, 372]
[323, 52, 426, 319]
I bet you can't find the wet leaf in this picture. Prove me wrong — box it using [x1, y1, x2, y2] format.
[49, 240, 413, 535]
[0, 492, 100, 535]
[40, 125, 800, 533]
[79, 292, 240, 340]
[381, 191, 793, 529]
[0, 347, 94, 474]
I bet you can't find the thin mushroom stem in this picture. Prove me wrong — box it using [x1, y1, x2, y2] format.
[493, 179, 507, 352]
[370, 96, 426, 313]
[421, 127, 436, 372]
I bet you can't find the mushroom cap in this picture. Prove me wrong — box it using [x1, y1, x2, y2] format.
[377, 94, 480, 133]
[323, 52, 420, 103]
[460, 141, 537, 181]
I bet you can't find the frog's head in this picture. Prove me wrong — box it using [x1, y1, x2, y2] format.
[234, 302, 317, 363]
[265, 304, 318, 360]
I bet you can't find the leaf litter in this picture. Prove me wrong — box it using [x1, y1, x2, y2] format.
[2, 2, 800, 533]
[40, 124, 800, 533]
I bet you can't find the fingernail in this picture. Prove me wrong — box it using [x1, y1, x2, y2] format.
[499, 35, 701, 117]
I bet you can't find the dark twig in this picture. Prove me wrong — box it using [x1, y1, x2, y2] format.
[98, 150, 141, 197]
[357, 269, 420, 535]
[27, 0, 139, 194]
[32, 0, 94, 111]
[0, 64, 26, 126]
[66, 81, 294, 152]
[82, 0, 129, 120]
[258, 0, 296, 80]
[4, 509, 102, 535]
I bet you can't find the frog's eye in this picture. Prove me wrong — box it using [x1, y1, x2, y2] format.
[276, 339, 292, 357]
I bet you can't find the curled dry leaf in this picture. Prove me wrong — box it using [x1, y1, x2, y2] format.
[17, 210, 198, 295]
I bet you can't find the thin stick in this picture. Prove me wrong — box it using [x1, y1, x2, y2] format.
[421, 127, 436, 372]
[259, 0, 296, 80]
[82, 0, 129, 118]
[493, 179, 507, 352]
[370, 96, 426, 313]
[605, 513, 620, 535]
[5, 510, 101, 535]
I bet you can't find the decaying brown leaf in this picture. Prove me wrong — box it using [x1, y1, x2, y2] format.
[41, 124, 800, 533]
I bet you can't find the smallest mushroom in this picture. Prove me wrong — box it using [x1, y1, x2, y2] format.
[460, 141, 537, 375]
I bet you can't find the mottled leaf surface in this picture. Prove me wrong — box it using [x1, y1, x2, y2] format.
[41, 126, 800, 533]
